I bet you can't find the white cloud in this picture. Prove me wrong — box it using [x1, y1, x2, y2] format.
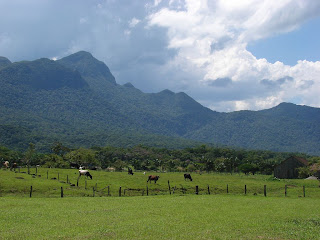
[129, 17, 141, 28]
[148, 0, 320, 111]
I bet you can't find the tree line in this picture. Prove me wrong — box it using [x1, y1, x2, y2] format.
[2, 142, 320, 175]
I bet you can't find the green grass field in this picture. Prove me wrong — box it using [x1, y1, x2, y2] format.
[1, 167, 319, 198]
[1, 195, 320, 239]
[1, 168, 320, 239]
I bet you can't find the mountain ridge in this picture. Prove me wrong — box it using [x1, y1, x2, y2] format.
[0, 51, 319, 155]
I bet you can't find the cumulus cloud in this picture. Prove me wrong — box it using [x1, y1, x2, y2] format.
[147, 0, 320, 111]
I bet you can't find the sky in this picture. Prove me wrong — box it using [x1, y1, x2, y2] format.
[0, 0, 320, 112]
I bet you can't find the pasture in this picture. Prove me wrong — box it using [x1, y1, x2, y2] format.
[1, 168, 320, 239]
[1, 195, 320, 239]
[1, 167, 319, 198]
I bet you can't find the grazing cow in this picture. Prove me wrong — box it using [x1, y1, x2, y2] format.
[184, 173, 193, 181]
[79, 170, 93, 179]
[10, 163, 17, 171]
[3, 161, 9, 169]
[128, 167, 134, 175]
[147, 175, 160, 183]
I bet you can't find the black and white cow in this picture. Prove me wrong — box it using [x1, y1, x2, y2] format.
[79, 169, 93, 179]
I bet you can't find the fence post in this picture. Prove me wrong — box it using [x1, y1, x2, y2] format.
[196, 185, 199, 195]
[93, 187, 95, 197]
[61, 187, 63, 198]
[147, 186, 149, 196]
[208, 185, 210, 195]
[108, 186, 110, 196]
[303, 185, 305, 197]
[30, 186, 32, 198]
[77, 176, 79, 187]
[264, 185, 267, 197]
[168, 180, 171, 195]
[227, 184, 229, 194]
[119, 186, 122, 197]
[245, 185, 247, 195]
[285, 185, 287, 197]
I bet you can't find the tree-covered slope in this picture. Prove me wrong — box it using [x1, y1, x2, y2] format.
[186, 103, 320, 155]
[1, 51, 320, 155]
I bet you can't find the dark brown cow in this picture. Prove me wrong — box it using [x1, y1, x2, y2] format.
[10, 163, 17, 171]
[147, 175, 159, 183]
[184, 173, 192, 181]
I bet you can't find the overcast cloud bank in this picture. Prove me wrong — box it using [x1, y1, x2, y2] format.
[0, 0, 319, 112]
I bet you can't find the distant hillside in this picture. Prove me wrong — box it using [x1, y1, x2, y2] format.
[0, 51, 320, 155]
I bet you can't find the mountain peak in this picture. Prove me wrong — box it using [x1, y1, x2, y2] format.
[58, 51, 116, 88]
[123, 82, 135, 88]
[0, 56, 12, 69]
[159, 89, 174, 95]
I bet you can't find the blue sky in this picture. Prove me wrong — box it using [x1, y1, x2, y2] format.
[248, 17, 320, 66]
[0, 0, 320, 112]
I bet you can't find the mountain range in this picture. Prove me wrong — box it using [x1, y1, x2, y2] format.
[0, 51, 319, 155]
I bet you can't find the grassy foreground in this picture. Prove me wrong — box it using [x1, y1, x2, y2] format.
[1, 195, 320, 239]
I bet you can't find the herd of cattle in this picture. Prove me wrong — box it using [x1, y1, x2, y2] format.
[2, 161, 17, 171]
[2, 161, 193, 183]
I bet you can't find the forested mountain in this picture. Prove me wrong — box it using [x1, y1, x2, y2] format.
[1, 51, 320, 155]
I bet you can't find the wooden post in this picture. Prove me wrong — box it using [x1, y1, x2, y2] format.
[285, 185, 287, 197]
[196, 185, 199, 195]
[227, 184, 229, 194]
[30, 186, 32, 198]
[77, 177, 79, 187]
[108, 186, 110, 196]
[147, 186, 149, 196]
[61, 187, 63, 198]
[245, 185, 247, 195]
[264, 185, 267, 197]
[119, 186, 122, 197]
[168, 180, 171, 195]
[303, 185, 305, 197]
[208, 185, 210, 195]
[47, 170, 48, 179]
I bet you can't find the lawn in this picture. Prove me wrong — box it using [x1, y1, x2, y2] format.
[1, 195, 320, 239]
[1, 168, 320, 239]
